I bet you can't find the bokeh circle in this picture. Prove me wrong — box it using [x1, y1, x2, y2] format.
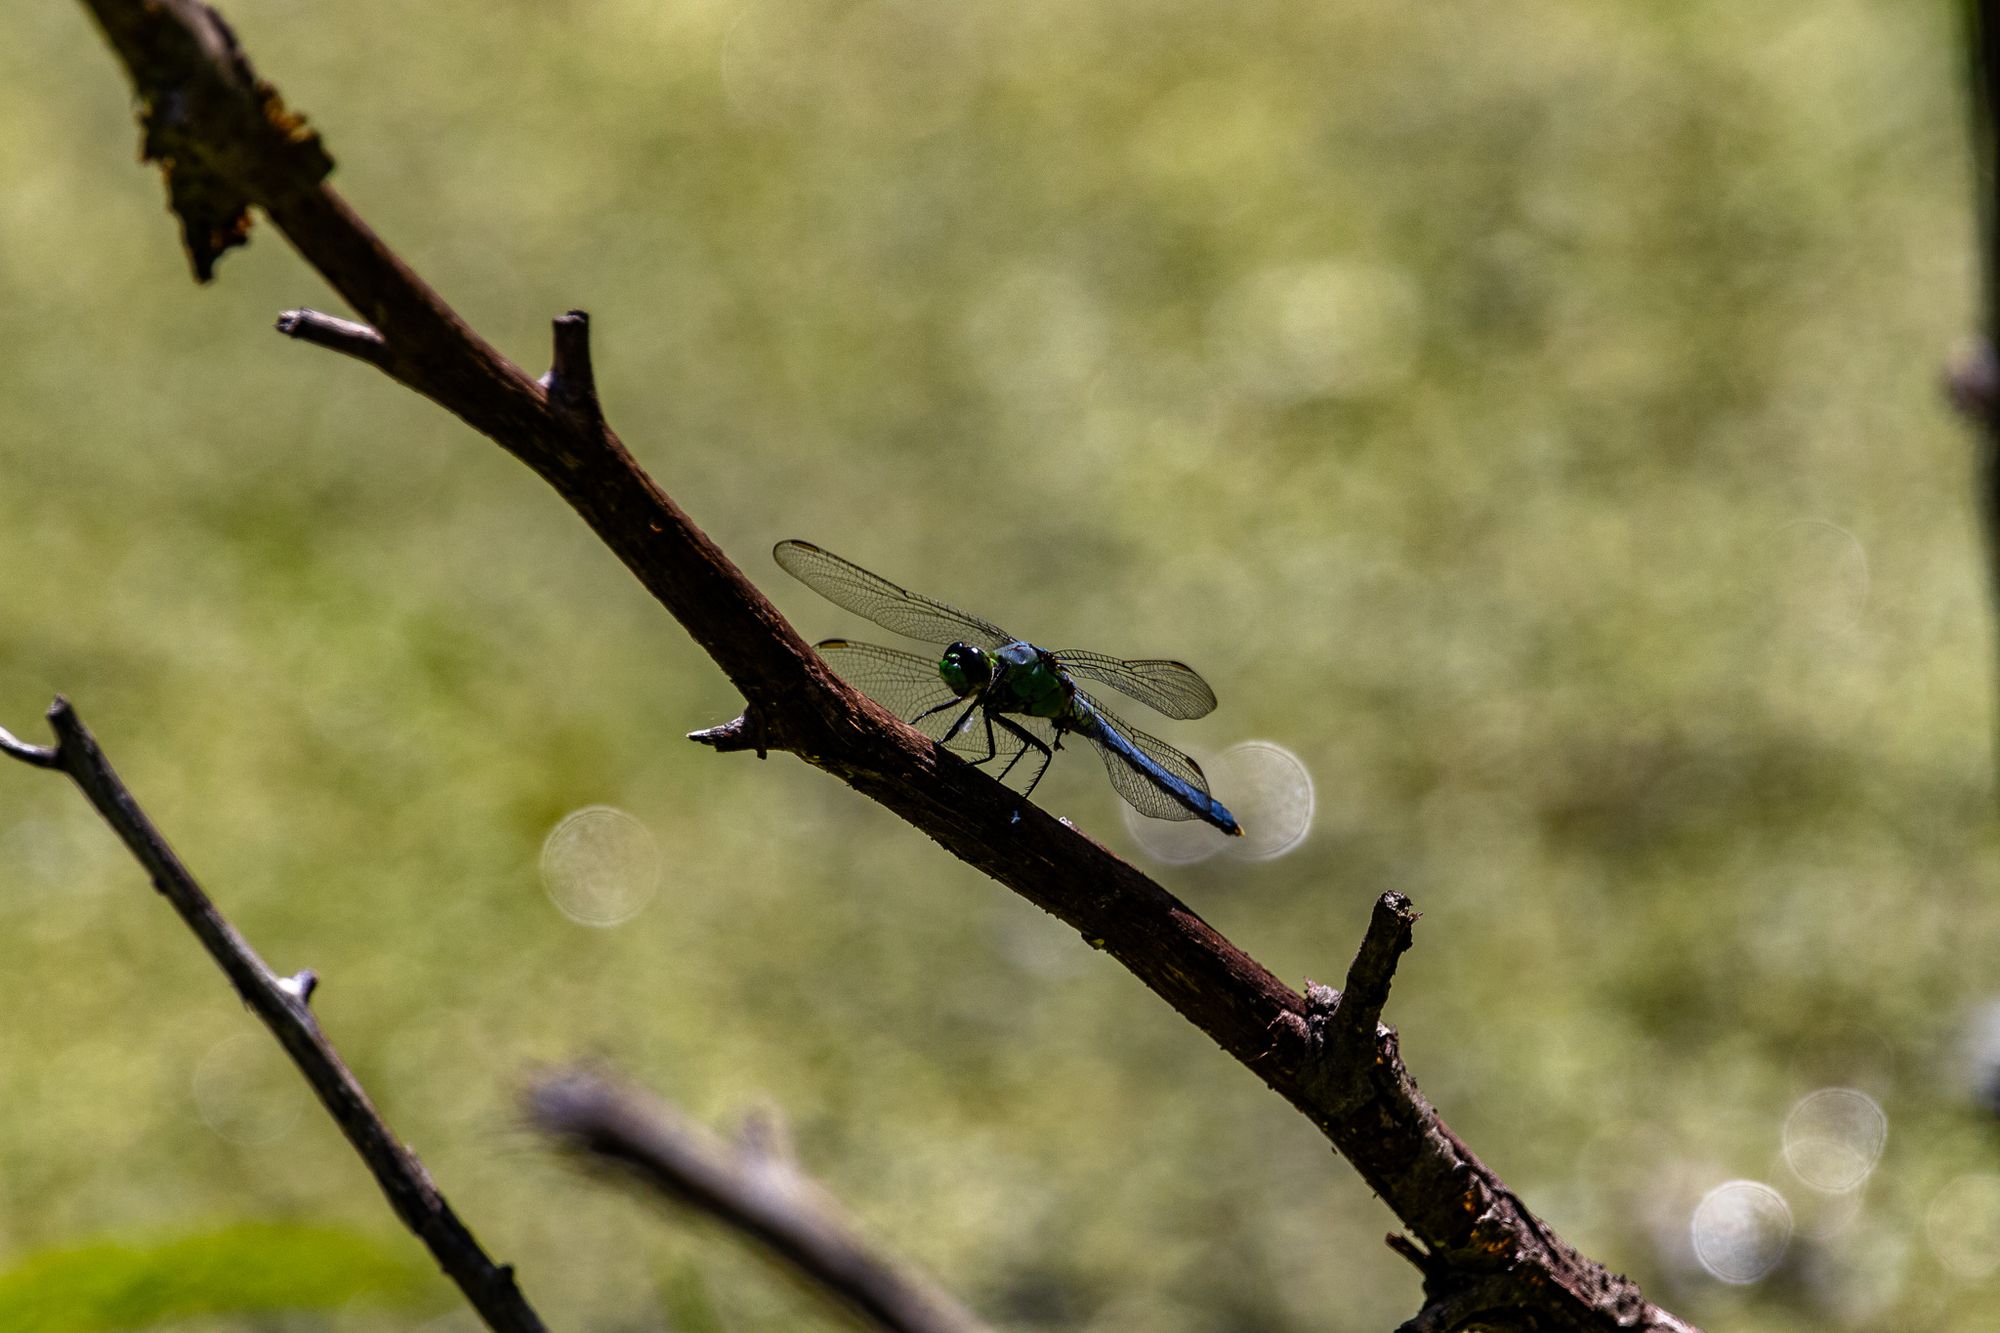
[541, 806, 662, 927]
[1691, 1180, 1792, 1284]
[1781, 1088, 1886, 1193]
[1120, 740, 1314, 866]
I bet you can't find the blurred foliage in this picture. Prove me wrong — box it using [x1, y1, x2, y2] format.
[1, 0, 1996, 1328]
[0, 1222, 436, 1330]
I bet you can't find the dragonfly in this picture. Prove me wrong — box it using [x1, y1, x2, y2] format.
[774, 540, 1242, 836]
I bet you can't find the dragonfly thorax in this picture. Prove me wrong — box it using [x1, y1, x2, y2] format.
[937, 640, 1074, 719]
[990, 641, 1073, 720]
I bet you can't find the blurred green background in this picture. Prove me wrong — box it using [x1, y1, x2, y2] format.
[1, 0, 1995, 1328]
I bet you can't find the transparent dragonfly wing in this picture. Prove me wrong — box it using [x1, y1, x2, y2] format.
[813, 639, 959, 723]
[1080, 695, 1211, 822]
[815, 640, 1053, 786]
[1050, 650, 1218, 720]
[776, 541, 1012, 650]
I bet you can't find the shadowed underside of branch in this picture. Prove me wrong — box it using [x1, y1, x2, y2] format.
[58, 2, 1698, 1328]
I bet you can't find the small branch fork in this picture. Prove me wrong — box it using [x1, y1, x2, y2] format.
[0, 702, 547, 1333]
[65, 1, 1695, 1328]
[526, 1070, 987, 1333]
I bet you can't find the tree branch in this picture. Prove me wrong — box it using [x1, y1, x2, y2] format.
[539, 309, 605, 435]
[1328, 889, 1418, 1053]
[70, 2, 1695, 1327]
[526, 1070, 987, 1333]
[275, 307, 390, 370]
[687, 707, 770, 758]
[0, 698, 547, 1333]
[0, 721, 60, 768]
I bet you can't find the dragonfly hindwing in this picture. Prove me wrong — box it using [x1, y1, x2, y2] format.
[1080, 696, 1211, 823]
[1052, 649, 1219, 720]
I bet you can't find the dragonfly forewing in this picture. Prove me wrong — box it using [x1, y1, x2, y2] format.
[776, 541, 1012, 650]
[812, 640, 959, 722]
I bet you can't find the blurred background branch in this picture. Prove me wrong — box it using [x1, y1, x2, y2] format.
[1958, 0, 2000, 768]
[0, 699, 546, 1332]
[527, 1069, 988, 1333]
[1965, 0, 2000, 369]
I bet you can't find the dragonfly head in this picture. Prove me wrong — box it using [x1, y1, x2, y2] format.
[937, 642, 992, 698]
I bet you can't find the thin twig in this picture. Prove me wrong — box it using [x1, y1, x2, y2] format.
[275, 308, 391, 370]
[527, 1071, 987, 1333]
[68, 3, 1696, 1327]
[1330, 889, 1418, 1051]
[540, 310, 604, 434]
[0, 722, 59, 768]
[688, 702, 769, 758]
[0, 698, 547, 1333]
[1385, 1233, 1435, 1277]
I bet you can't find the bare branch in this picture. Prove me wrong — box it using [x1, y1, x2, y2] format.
[1330, 889, 1418, 1051]
[541, 310, 604, 434]
[0, 699, 547, 1333]
[280, 968, 320, 1005]
[1385, 1232, 1436, 1277]
[0, 721, 60, 768]
[687, 704, 771, 758]
[275, 307, 390, 370]
[527, 1070, 987, 1333]
[70, 3, 1696, 1327]
[78, 0, 332, 280]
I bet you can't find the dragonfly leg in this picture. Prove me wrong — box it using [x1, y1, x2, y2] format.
[911, 698, 962, 727]
[939, 699, 983, 747]
[994, 743, 1024, 783]
[993, 715, 1054, 794]
[909, 695, 985, 755]
[963, 710, 1000, 767]
[990, 717, 1035, 782]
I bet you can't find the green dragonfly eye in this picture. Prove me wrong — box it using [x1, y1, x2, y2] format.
[938, 642, 991, 697]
